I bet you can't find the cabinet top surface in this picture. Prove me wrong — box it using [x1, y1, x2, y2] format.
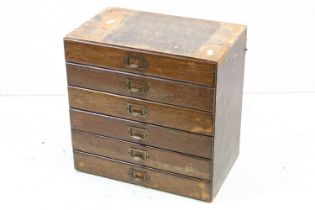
[65, 7, 246, 62]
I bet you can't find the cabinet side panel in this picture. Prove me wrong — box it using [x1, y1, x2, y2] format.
[212, 29, 247, 198]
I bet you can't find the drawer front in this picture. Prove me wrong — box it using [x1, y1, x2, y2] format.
[74, 151, 211, 201]
[72, 130, 211, 180]
[68, 87, 213, 135]
[67, 63, 214, 112]
[70, 109, 213, 159]
[64, 39, 216, 87]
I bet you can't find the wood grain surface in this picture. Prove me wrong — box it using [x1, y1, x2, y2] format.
[66, 62, 215, 112]
[68, 87, 214, 135]
[64, 39, 216, 87]
[70, 109, 213, 159]
[72, 130, 211, 179]
[74, 150, 212, 201]
[65, 7, 247, 202]
[212, 28, 247, 197]
[65, 7, 246, 62]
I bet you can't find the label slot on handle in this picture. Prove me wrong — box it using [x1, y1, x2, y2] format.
[123, 55, 148, 70]
[128, 148, 148, 162]
[125, 79, 148, 94]
[126, 103, 148, 119]
[128, 168, 149, 184]
[128, 127, 149, 141]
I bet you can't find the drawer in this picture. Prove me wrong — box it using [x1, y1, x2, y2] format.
[70, 109, 213, 159]
[74, 150, 211, 201]
[72, 130, 211, 180]
[67, 63, 215, 112]
[68, 87, 213, 135]
[64, 39, 216, 87]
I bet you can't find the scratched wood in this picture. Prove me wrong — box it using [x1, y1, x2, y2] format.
[212, 29, 247, 197]
[74, 151, 212, 201]
[65, 7, 247, 202]
[66, 62, 215, 112]
[64, 39, 216, 87]
[68, 87, 214, 136]
[70, 109, 213, 159]
[72, 130, 211, 179]
[65, 7, 246, 63]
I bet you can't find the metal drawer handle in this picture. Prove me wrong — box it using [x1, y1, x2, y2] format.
[128, 168, 148, 184]
[123, 55, 148, 70]
[129, 148, 148, 162]
[128, 127, 149, 141]
[126, 79, 148, 94]
[127, 103, 148, 119]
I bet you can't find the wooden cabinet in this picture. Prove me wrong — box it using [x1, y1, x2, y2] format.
[64, 7, 247, 201]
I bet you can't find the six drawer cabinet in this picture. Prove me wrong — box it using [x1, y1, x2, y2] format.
[64, 7, 247, 202]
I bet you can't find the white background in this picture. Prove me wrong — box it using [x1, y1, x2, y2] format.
[0, 0, 314, 210]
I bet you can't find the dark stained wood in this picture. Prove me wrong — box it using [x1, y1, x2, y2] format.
[74, 151, 212, 201]
[65, 7, 247, 202]
[70, 109, 213, 159]
[68, 86, 214, 135]
[66, 62, 215, 112]
[72, 130, 211, 179]
[64, 39, 216, 87]
[212, 29, 247, 198]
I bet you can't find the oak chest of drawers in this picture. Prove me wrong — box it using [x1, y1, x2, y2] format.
[64, 7, 247, 202]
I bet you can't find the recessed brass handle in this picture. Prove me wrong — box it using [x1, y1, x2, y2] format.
[123, 55, 148, 70]
[128, 148, 148, 162]
[127, 103, 148, 119]
[126, 79, 148, 94]
[128, 168, 148, 184]
[128, 127, 149, 141]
